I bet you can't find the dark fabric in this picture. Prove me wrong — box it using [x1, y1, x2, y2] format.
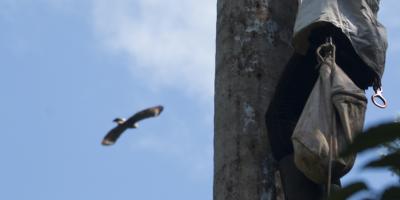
[278, 155, 341, 200]
[266, 51, 318, 161]
[278, 155, 322, 200]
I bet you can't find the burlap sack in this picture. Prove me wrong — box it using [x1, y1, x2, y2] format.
[292, 43, 367, 184]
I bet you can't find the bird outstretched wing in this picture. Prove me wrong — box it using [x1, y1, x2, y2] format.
[101, 105, 164, 146]
[124, 105, 163, 127]
[101, 125, 128, 146]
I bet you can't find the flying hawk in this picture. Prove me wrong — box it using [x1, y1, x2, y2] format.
[101, 105, 163, 146]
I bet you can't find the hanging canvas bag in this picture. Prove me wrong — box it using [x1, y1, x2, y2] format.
[291, 41, 367, 184]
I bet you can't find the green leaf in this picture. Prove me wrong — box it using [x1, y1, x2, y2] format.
[342, 123, 400, 156]
[328, 182, 368, 200]
[364, 151, 400, 170]
[380, 186, 400, 200]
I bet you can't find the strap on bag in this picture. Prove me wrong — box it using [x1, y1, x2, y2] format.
[316, 37, 336, 198]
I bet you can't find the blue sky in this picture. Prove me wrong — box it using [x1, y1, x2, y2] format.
[0, 0, 398, 200]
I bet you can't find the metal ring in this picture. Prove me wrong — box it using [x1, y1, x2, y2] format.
[371, 94, 387, 108]
[316, 41, 336, 63]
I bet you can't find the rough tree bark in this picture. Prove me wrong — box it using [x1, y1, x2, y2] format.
[214, 0, 297, 199]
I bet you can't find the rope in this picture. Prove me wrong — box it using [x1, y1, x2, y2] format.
[316, 37, 336, 199]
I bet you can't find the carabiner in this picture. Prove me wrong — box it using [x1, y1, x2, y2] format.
[371, 87, 387, 109]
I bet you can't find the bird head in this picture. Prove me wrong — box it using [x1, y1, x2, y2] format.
[113, 118, 126, 125]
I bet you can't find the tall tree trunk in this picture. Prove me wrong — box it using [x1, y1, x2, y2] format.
[214, 0, 297, 199]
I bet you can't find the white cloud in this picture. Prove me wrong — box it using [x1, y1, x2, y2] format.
[91, 0, 216, 99]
